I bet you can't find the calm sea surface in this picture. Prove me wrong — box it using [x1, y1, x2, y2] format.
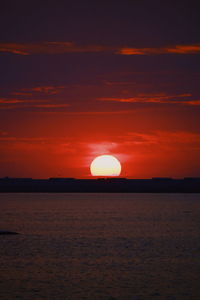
[0, 193, 200, 300]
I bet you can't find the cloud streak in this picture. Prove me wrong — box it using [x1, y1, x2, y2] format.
[0, 98, 26, 104]
[0, 97, 70, 110]
[0, 42, 200, 55]
[117, 44, 200, 55]
[0, 42, 110, 55]
[116, 131, 200, 149]
[99, 93, 200, 105]
[21, 86, 65, 94]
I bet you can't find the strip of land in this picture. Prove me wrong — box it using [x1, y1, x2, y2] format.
[0, 177, 199, 193]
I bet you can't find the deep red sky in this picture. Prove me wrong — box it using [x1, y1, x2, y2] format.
[0, 1, 200, 178]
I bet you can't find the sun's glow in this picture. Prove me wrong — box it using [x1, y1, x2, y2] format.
[90, 155, 121, 176]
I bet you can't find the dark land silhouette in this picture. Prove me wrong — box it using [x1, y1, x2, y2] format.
[0, 177, 199, 193]
[0, 230, 19, 235]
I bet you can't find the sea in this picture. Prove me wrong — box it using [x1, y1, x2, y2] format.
[0, 193, 200, 300]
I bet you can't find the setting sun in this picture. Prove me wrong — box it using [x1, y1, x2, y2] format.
[90, 155, 121, 176]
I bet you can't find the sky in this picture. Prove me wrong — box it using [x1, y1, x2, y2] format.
[0, 0, 200, 178]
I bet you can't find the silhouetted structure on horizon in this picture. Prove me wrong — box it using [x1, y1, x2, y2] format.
[0, 177, 200, 193]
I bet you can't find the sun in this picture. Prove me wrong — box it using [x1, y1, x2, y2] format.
[90, 155, 121, 176]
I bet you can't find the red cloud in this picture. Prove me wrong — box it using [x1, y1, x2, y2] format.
[117, 48, 161, 55]
[21, 86, 65, 94]
[0, 42, 200, 55]
[0, 42, 110, 55]
[166, 44, 200, 54]
[0, 98, 25, 104]
[0, 97, 70, 110]
[98, 93, 200, 105]
[34, 104, 70, 108]
[117, 44, 200, 55]
[123, 131, 200, 146]
[11, 92, 33, 96]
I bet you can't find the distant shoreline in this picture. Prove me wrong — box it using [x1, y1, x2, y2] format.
[0, 178, 199, 193]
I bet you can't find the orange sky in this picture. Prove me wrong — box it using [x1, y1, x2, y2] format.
[1, 104, 199, 178]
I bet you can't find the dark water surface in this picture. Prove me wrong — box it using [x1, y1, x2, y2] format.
[0, 193, 200, 299]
